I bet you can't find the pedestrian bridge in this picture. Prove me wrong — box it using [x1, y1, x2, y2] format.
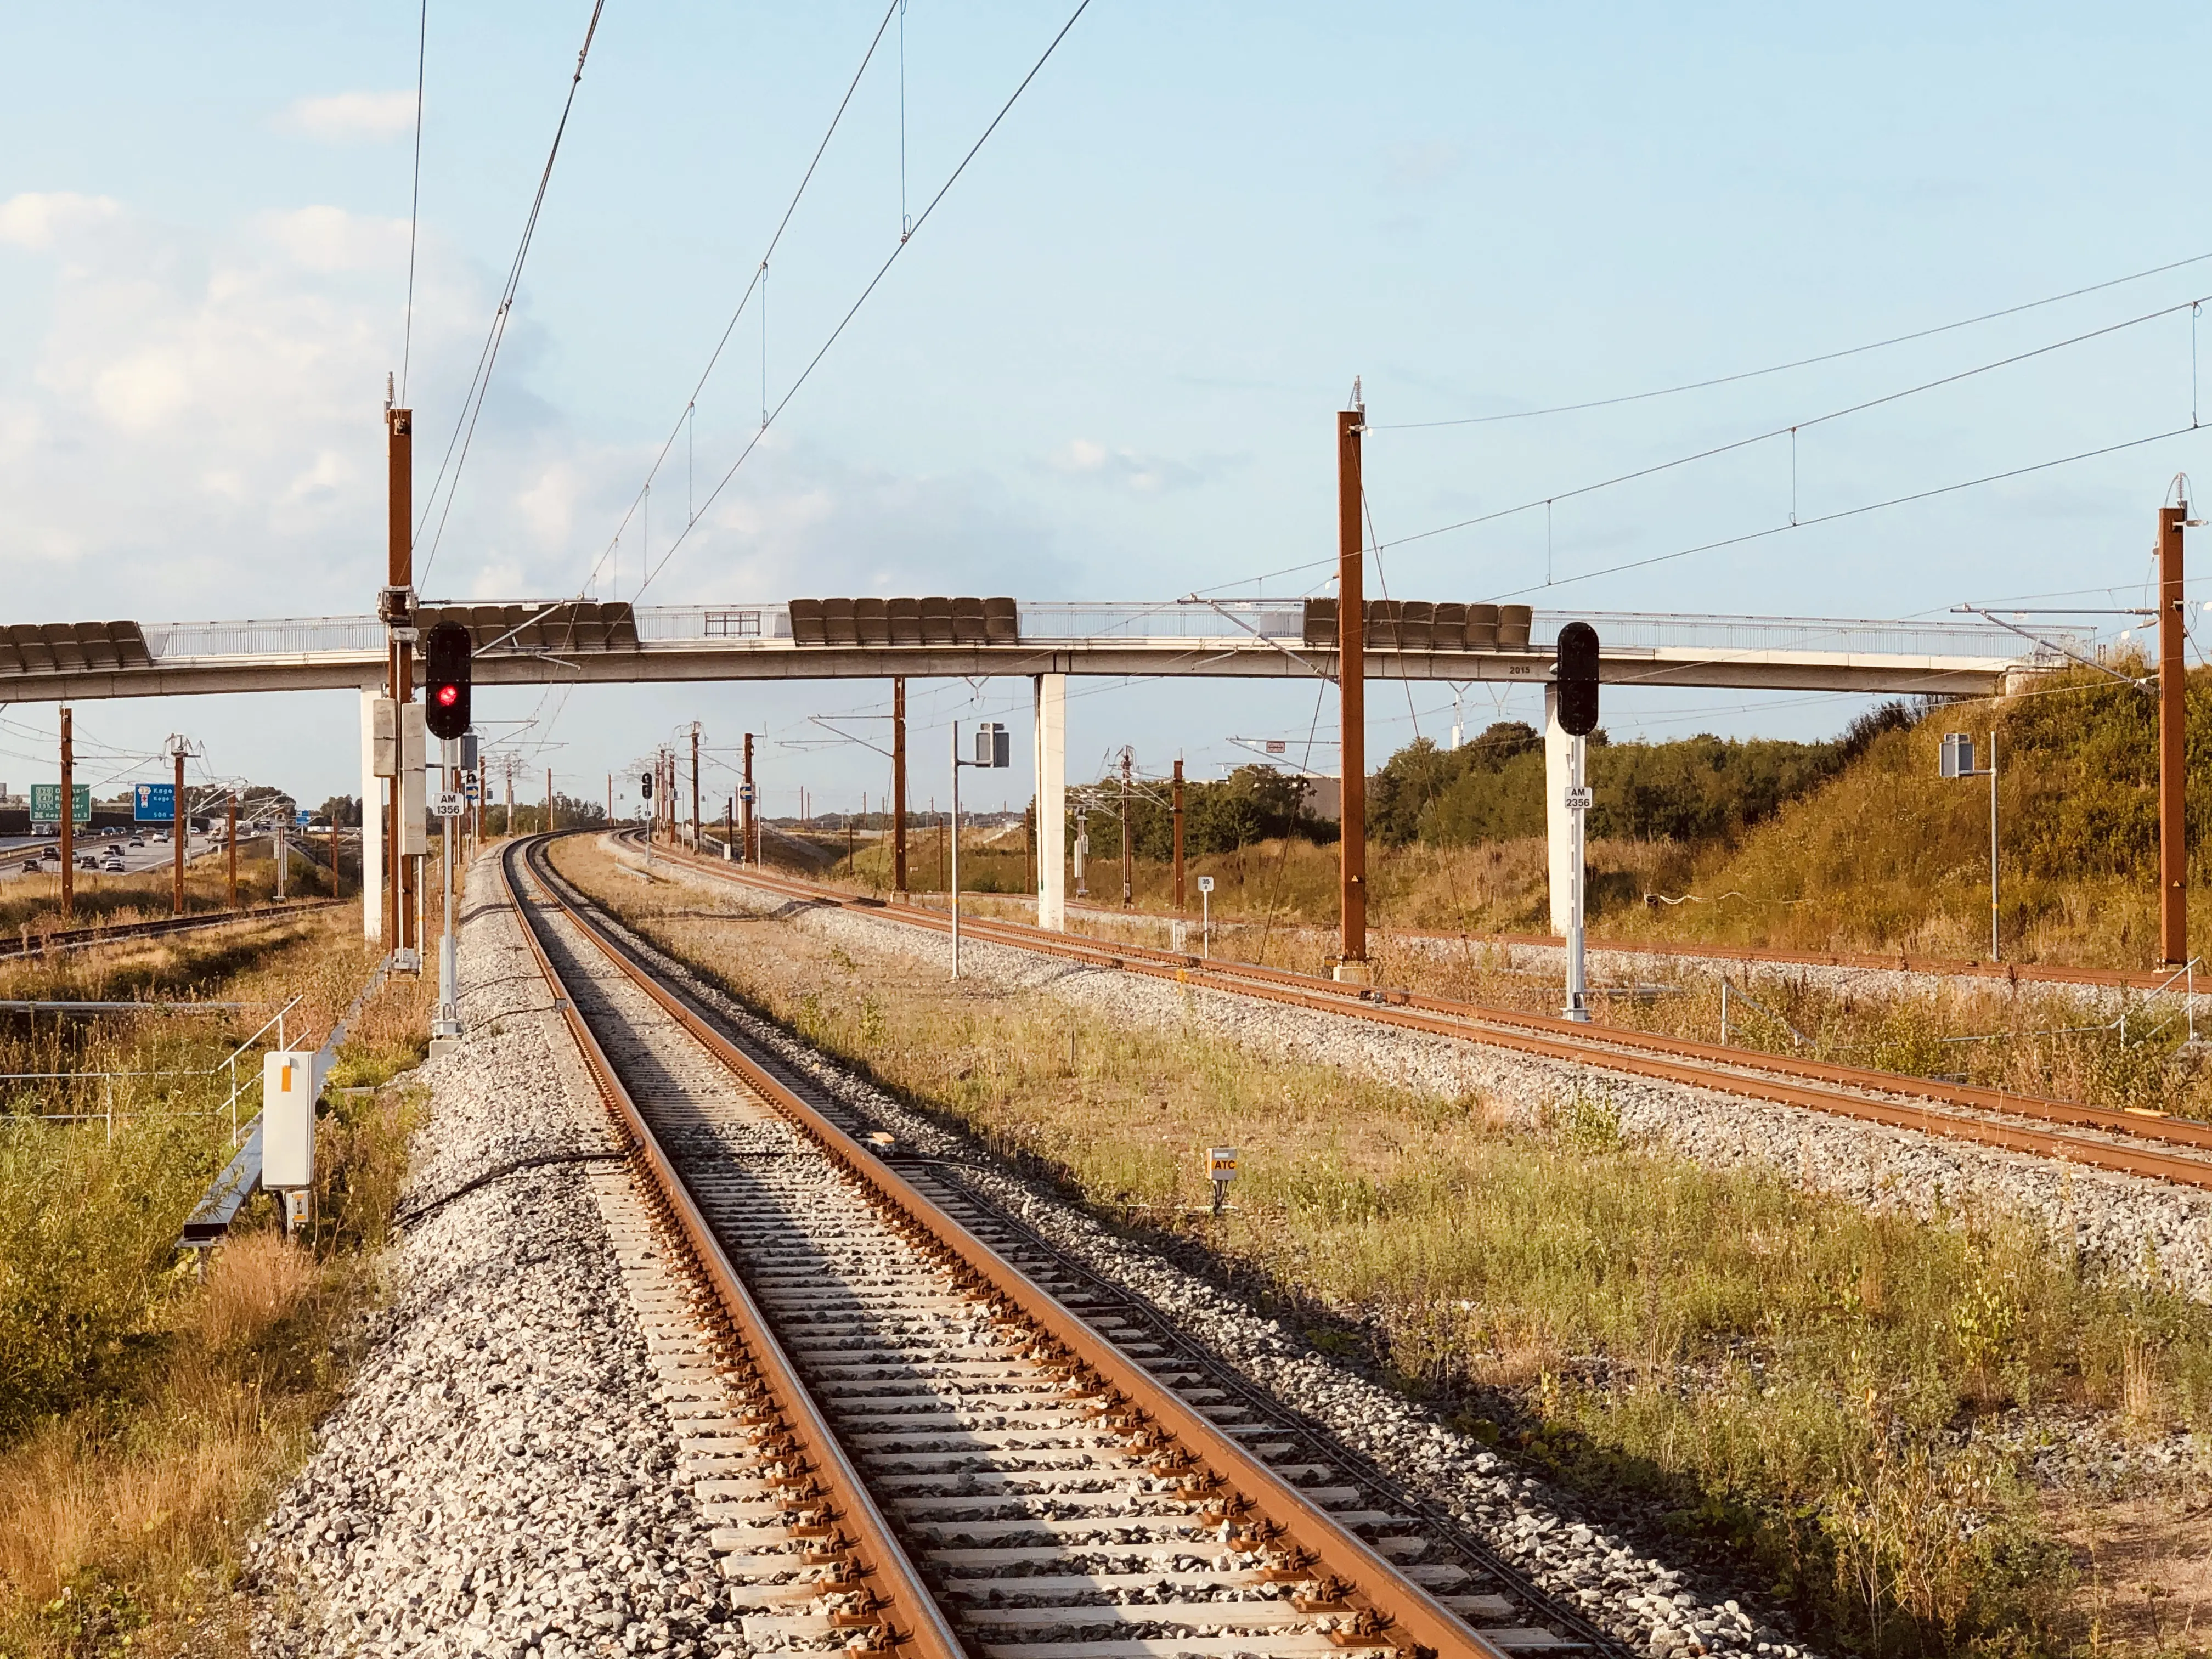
[0, 597, 2091, 702]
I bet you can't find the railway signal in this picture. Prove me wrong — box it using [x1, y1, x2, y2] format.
[1554, 623, 1600, 1023]
[424, 622, 473, 742]
[949, 718, 1012, 978]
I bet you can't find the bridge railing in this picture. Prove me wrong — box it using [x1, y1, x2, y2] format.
[137, 603, 2092, 663]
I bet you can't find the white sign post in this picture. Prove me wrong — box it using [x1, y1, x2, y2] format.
[1564, 763, 1590, 1023]
[1197, 874, 1215, 959]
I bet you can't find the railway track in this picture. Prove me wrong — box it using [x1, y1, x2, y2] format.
[504, 834, 1626, 1659]
[0, 898, 345, 961]
[619, 834, 2212, 1195]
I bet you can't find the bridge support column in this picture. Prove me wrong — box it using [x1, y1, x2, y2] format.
[360, 685, 383, 942]
[1545, 683, 1573, 937]
[1034, 673, 1066, 931]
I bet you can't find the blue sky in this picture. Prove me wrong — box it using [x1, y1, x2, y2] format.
[3, 2, 2209, 815]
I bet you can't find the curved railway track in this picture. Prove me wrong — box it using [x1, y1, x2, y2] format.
[504, 834, 1624, 1659]
[619, 834, 2212, 1195]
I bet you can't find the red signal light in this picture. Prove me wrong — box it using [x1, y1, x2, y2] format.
[436, 684, 460, 707]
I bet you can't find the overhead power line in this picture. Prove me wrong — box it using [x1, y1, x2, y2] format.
[416, 0, 607, 585]
[1375, 291, 2211, 554]
[632, 0, 1094, 601]
[581, 0, 904, 600]
[1487, 421, 2207, 602]
[399, 0, 429, 404]
[1373, 249, 2212, 431]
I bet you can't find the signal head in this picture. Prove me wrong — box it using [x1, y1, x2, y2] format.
[424, 620, 473, 741]
[1554, 621, 1601, 738]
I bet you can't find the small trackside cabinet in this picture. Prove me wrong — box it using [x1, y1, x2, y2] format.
[262, 1050, 322, 1189]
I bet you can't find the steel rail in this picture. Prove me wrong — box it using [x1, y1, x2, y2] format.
[500, 838, 966, 1659]
[523, 834, 1516, 1659]
[1047, 898, 2200, 997]
[0, 899, 345, 961]
[629, 838, 2212, 1193]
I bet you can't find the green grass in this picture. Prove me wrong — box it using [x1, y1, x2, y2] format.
[0, 912, 427, 1659]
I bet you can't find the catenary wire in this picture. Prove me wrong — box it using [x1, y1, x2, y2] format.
[399, 0, 429, 405]
[1375, 292, 2211, 553]
[577, 1, 902, 599]
[1373, 250, 2212, 431]
[416, 0, 606, 586]
[1486, 422, 2207, 601]
[634, 0, 1093, 600]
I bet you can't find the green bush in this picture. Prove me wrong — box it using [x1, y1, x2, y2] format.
[0, 1119, 215, 1439]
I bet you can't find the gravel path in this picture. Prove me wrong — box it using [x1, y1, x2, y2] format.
[575, 844, 1812, 1659]
[615, 845, 2212, 1303]
[249, 861, 743, 1659]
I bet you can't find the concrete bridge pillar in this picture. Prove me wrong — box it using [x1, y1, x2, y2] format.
[1034, 673, 1066, 930]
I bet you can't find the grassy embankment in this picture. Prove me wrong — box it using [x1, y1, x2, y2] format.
[555, 833, 2212, 1659]
[766, 670, 2212, 1122]
[805, 665, 2207, 970]
[0, 843, 346, 948]
[0, 877, 434, 1659]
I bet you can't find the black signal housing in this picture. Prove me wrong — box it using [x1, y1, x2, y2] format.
[424, 621, 473, 741]
[1554, 621, 1600, 737]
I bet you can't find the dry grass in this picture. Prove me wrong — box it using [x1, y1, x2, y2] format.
[0, 900, 428, 1659]
[556, 833, 2212, 1659]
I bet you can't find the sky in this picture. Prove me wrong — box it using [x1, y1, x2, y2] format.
[3, 1, 2211, 819]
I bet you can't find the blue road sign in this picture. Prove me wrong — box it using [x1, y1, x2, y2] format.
[295, 810, 314, 827]
[738, 783, 757, 804]
[134, 782, 176, 822]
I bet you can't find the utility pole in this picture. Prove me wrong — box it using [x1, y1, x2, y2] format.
[1335, 384, 1370, 982]
[742, 733, 756, 864]
[477, 755, 486, 844]
[227, 792, 238, 910]
[892, 679, 908, 895]
[689, 722, 702, 851]
[1119, 747, 1135, 907]
[546, 768, 555, 834]
[503, 759, 514, 838]
[170, 736, 189, 915]
[385, 393, 416, 966]
[1172, 758, 1186, 911]
[2160, 492, 2190, 964]
[606, 772, 612, 825]
[58, 706, 74, 921]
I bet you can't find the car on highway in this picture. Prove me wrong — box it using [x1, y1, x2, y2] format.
[127, 837, 144, 849]
[20, 858, 40, 873]
[101, 857, 125, 873]
[77, 856, 97, 870]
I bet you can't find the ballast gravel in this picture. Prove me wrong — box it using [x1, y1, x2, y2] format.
[248, 866, 738, 1659]
[577, 846, 1808, 1658]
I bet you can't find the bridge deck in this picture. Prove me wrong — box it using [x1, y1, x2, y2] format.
[0, 601, 2088, 700]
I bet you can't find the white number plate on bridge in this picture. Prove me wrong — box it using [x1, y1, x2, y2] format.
[433, 792, 466, 817]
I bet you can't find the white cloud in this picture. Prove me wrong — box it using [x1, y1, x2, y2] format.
[278, 91, 417, 144]
[0, 191, 121, 250]
[260, 205, 410, 273]
[1046, 437, 1204, 494]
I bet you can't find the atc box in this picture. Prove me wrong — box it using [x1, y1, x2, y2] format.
[262, 1050, 324, 1189]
